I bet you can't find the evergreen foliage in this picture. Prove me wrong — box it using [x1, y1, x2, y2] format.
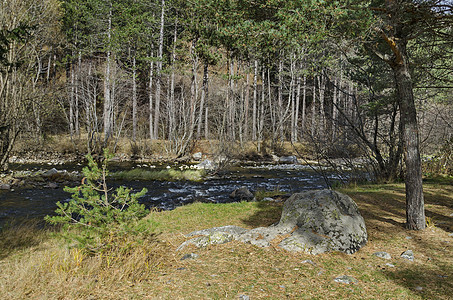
[45, 149, 150, 252]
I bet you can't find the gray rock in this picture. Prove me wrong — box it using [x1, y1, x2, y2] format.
[333, 275, 358, 284]
[277, 190, 367, 254]
[239, 295, 250, 300]
[236, 226, 288, 247]
[42, 168, 59, 177]
[415, 286, 423, 291]
[373, 251, 392, 260]
[405, 236, 413, 240]
[279, 156, 299, 164]
[385, 263, 395, 268]
[177, 231, 234, 251]
[262, 197, 274, 202]
[401, 250, 414, 261]
[0, 183, 11, 190]
[46, 182, 59, 189]
[181, 253, 199, 260]
[192, 152, 203, 160]
[179, 189, 367, 255]
[449, 233, 453, 237]
[187, 225, 248, 239]
[194, 159, 215, 170]
[301, 259, 316, 266]
[230, 186, 255, 201]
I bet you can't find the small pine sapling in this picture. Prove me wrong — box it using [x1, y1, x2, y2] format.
[45, 149, 149, 252]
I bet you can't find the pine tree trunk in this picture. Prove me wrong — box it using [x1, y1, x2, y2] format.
[392, 54, 425, 230]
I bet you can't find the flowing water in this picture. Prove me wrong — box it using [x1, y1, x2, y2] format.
[0, 162, 354, 226]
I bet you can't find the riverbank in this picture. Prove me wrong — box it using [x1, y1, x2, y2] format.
[1, 179, 452, 299]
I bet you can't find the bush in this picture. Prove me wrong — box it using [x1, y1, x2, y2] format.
[45, 149, 151, 253]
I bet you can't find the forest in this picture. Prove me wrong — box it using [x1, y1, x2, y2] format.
[1, 1, 452, 224]
[1, 1, 453, 298]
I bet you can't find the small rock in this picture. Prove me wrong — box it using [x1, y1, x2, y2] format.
[449, 233, 453, 237]
[0, 183, 11, 190]
[334, 275, 358, 284]
[301, 259, 316, 266]
[405, 236, 413, 240]
[177, 231, 234, 251]
[385, 263, 395, 268]
[415, 286, 423, 291]
[239, 295, 250, 300]
[46, 182, 59, 189]
[176, 267, 186, 271]
[450, 213, 453, 217]
[230, 186, 255, 201]
[262, 197, 274, 202]
[401, 250, 414, 261]
[373, 251, 392, 260]
[279, 156, 298, 164]
[194, 159, 215, 170]
[192, 152, 203, 160]
[181, 253, 199, 260]
[42, 168, 59, 177]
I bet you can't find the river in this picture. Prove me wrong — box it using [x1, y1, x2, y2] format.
[0, 162, 355, 226]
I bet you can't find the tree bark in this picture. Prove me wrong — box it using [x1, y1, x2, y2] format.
[103, 2, 113, 143]
[252, 60, 258, 141]
[379, 0, 426, 230]
[132, 54, 137, 142]
[153, 0, 165, 140]
[197, 62, 209, 139]
[392, 57, 425, 230]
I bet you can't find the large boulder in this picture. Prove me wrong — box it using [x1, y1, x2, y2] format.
[276, 189, 367, 254]
[178, 190, 367, 255]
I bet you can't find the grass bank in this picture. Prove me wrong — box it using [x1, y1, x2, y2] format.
[110, 168, 205, 182]
[1, 180, 452, 299]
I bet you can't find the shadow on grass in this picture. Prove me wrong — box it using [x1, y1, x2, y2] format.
[382, 263, 453, 299]
[241, 200, 283, 228]
[240, 183, 453, 298]
[345, 182, 453, 235]
[0, 218, 51, 260]
[344, 182, 453, 299]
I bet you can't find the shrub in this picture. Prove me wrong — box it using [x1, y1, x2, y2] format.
[45, 149, 151, 253]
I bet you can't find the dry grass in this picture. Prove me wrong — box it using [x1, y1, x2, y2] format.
[12, 133, 312, 162]
[1, 180, 452, 299]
